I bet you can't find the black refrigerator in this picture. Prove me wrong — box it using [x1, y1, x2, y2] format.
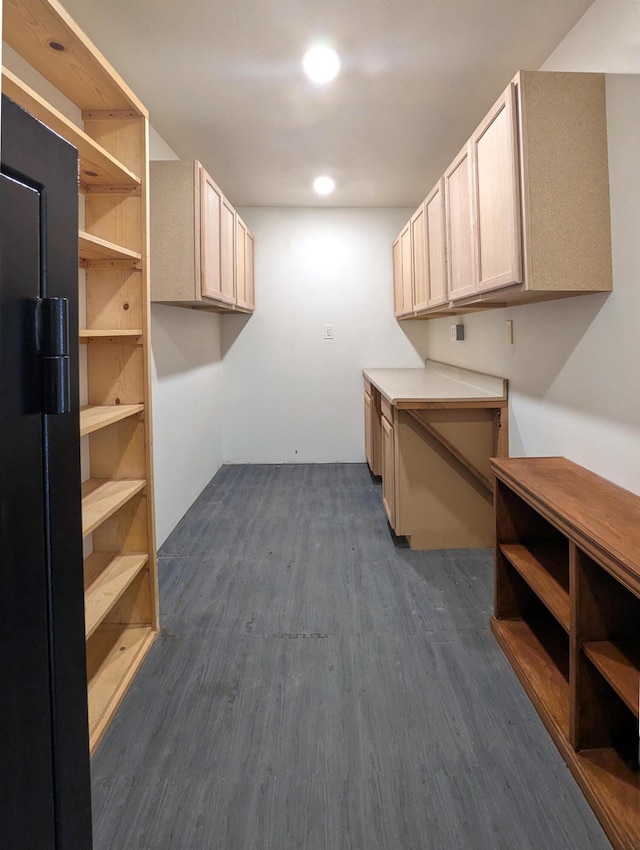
[1, 95, 93, 848]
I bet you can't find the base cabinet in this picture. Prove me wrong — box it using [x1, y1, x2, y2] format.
[492, 456, 640, 850]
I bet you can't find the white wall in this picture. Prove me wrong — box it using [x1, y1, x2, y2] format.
[222, 207, 420, 462]
[149, 127, 224, 545]
[422, 0, 640, 495]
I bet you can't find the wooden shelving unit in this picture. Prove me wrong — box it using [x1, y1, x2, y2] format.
[492, 456, 640, 850]
[2, 0, 159, 753]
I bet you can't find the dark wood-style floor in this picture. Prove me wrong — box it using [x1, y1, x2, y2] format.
[91, 464, 611, 849]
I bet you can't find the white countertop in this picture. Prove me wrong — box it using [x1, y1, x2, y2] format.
[363, 360, 508, 404]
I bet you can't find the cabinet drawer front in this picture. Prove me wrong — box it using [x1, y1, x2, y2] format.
[381, 396, 394, 424]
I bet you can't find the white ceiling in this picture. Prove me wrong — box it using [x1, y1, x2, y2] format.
[61, 0, 594, 208]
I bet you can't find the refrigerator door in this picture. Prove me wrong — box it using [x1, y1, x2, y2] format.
[0, 95, 92, 849]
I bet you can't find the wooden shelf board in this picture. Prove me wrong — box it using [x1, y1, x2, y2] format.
[80, 404, 144, 436]
[584, 641, 640, 718]
[81, 478, 145, 537]
[500, 543, 570, 632]
[79, 329, 143, 344]
[84, 552, 148, 639]
[79, 231, 141, 263]
[491, 617, 570, 740]
[86, 624, 156, 753]
[3, 0, 146, 114]
[2, 68, 141, 189]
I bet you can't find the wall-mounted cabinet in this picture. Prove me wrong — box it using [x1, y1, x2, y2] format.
[150, 160, 254, 313]
[393, 71, 612, 319]
[3, 0, 159, 753]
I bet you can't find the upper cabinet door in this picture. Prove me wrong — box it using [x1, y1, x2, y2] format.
[234, 214, 255, 311]
[445, 142, 476, 301]
[411, 204, 427, 312]
[425, 179, 447, 308]
[220, 196, 236, 304]
[245, 229, 255, 310]
[392, 236, 403, 316]
[200, 169, 223, 301]
[472, 82, 522, 292]
[235, 214, 247, 307]
[399, 221, 413, 314]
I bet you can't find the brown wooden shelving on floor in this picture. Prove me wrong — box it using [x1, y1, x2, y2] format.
[492, 456, 640, 850]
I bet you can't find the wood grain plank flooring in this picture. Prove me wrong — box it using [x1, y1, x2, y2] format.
[91, 464, 611, 850]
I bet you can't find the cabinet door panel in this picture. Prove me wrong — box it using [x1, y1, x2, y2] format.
[445, 143, 476, 301]
[473, 83, 522, 292]
[400, 222, 413, 314]
[236, 215, 247, 307]
[200, 170, 223, 300]
[381, 415, 396, 527]
[220, 197, 236, 304]
[411, 205, 427, 312]
[364, 392, 373, 471]
[425, 179, 447, 308]
[245, 230, 255, 310]
[392, 237, 403, 316]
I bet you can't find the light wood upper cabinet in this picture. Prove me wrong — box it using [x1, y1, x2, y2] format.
[150, 160, 253, 313]
[411, 205, 428, 312]
[392, 70, 612, 318]
[445, 143, 476, 301]
[472, 82, 522, 293]
[425, 179, 447, 308]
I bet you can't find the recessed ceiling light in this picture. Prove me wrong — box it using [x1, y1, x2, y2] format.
[303, 45, 340, 84]
[313, 176, 335, 196]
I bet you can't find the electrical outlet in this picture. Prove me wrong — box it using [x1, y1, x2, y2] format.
[324, 325, 334, 340]
[505, 320, 513, 344]
[450, 323, 464, 341]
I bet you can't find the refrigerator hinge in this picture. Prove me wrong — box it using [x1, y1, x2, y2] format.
[36, 297, 71, 415]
